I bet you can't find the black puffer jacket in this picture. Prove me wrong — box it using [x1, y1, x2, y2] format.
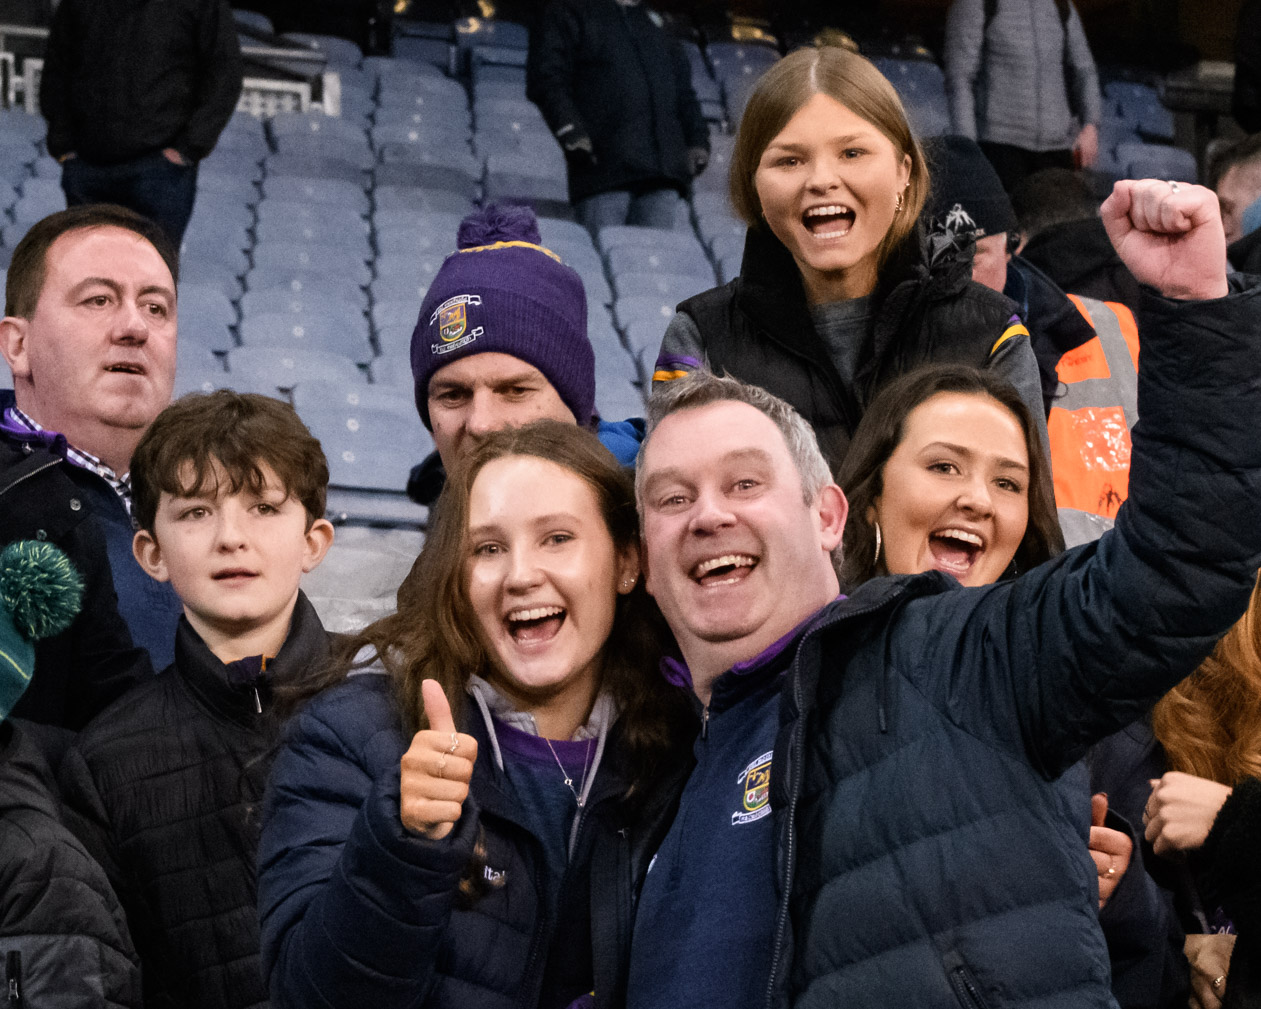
[671, 225, 1037, 471]
[0, 720, 141, 1008]
[259, 673, 693, 1009]
[0, 410, 150, 731]
[59, 594, 331, 1009]
[526, 0, 709, 203]
[759, 281, 1261, 1007]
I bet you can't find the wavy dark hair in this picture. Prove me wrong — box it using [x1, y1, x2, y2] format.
[835, 365, 1064, 588]
[281, 421, 690, 796]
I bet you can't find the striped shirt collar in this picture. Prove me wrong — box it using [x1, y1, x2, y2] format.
[3, 406, 132, 513]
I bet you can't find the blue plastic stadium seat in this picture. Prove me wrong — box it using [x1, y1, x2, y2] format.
[612, 294, 677, 335]
[595, 377, 646, 422]
[271, 134, 376, 171]
[597, 225, 705, 257]
[373, 185, 473, 215]
[0, 112, 46, 145]
[266, 153, 366, 185]
[484, 152, 569, 204]
[260, 176, 369, 213]
[178, 260, 244, 301]
[228, 346, 365, 392]
[255, 199, 367, 235]
[239, 289, 369, 325]
[606, 244, 715, 281]
[612, 271, 711, 303]
[238, 312, 374, 362]
[280, 33, 364, 69]
[374, 251, 445, 290]
[369, 355, 415, 388]
[178, 283, 238, 329]
[172, 359, 234, 399]
[243, 270, 367, 309]
[373, 155, 480, 200]
[371, 300, 421, 357]
[231, 9, 273, 33]
[292, 379, 417, 415]
[250, 241, 372, 286]
[1116, 142, 1198, 183]
[254, 216, 373, 257]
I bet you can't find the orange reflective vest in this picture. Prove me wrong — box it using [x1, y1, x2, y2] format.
[1048, 294, 1140, 545]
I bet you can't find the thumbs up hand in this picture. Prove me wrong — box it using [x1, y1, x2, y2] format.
[399, 679, 479, 840]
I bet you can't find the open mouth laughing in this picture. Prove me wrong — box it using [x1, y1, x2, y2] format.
[803, 204, 856, 239]
[927, 528, 986, 578]
[505, 605, 566, 644]
[690, 553, 759, 587]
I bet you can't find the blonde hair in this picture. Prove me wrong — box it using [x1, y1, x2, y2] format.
[729, 44, 929, 271]
[1151, 573, 1261, 785]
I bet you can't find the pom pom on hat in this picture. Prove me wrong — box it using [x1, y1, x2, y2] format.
[0, 541, 85, 722]
[411, 203, 594, 434]
[456, 204, 543, 248]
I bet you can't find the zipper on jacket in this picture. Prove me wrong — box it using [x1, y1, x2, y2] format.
[762, 596, 897, 1008]
[6, 951, 22, 1008]
[700, 704, 710, 739]
[0, 455, 61, 501]
[947, 963, 991, 1009]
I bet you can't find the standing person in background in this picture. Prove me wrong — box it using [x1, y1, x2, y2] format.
[527, 0, 710, 232]
[653, 44, 1046, 475]
[944, 0, 1102, 193]
[40, 0, 243, 244]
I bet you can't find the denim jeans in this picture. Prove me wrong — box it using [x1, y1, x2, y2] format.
[61, 149, 199, 244]
[575, 186, 681, 232]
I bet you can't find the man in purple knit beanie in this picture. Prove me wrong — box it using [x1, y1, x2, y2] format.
[407, 204, 641, 503]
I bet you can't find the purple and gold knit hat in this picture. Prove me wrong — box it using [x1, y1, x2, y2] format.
[410, 204, 594, 429]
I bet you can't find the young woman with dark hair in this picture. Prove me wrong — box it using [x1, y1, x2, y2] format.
[835, 363, 1063, 589]
[837, 364, 1190, 1009]
[257, 421, 694, 1009]
[652, 43, 1048, 474]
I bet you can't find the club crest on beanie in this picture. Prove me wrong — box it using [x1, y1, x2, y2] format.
[410, 204, 595, 429]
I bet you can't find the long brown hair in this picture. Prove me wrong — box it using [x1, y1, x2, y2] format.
[1152, 573, 1261, 785]
[729, 43, 930, 274]
[835, 365, 1064, 588]
[288, 421, 690, 794]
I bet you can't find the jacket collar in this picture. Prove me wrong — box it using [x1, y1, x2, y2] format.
[173, 591, 330, 728]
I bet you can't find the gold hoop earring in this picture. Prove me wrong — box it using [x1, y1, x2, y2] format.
[873, 521, 883, 568]
[894, 191, 905, 213]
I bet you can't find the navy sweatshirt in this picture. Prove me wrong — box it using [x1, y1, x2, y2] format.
[627, 619, 818, 1009]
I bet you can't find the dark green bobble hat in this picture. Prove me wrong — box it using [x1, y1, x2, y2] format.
[0, 541, 84, 722]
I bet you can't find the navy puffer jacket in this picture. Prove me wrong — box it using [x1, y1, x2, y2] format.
[259, 674, 690, 1009]
[763, 281, 1261, 1008]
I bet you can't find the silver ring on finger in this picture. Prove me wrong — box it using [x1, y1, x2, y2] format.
[447, 732, 460, 754]
[1168, 180, 1181, 193]
[1213, 976, 1225, 990]
[437, 753, 447, 778]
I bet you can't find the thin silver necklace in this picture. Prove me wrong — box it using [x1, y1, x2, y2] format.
[544, 736, 594, 808]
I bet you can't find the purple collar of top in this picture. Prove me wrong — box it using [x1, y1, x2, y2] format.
[660, 596, 846, 690]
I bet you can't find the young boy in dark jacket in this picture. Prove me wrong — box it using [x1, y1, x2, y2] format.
[60, 391, 335, 1009]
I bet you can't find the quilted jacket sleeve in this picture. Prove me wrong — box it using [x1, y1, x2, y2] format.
[915, 279, 1261, 776]
[257, 685, 478, 1009]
